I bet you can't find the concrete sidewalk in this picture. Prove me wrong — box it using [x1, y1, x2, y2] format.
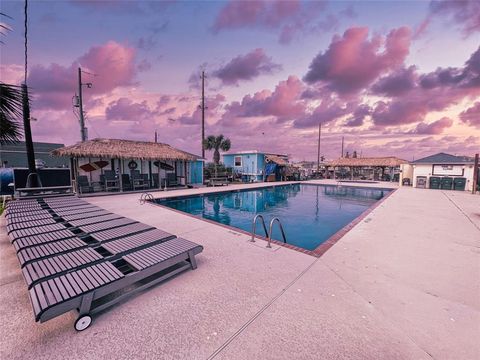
[0, 182, 478, 360]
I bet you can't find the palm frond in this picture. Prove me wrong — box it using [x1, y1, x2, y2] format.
[0, 82, 24, 144]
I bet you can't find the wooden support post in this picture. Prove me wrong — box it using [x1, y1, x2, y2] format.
[473, 153, 479, 194]
[158, 160, 162, 190]
[119, 159, 123, 192]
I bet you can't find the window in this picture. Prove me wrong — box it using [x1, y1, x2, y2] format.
[234, 156, 242, 167]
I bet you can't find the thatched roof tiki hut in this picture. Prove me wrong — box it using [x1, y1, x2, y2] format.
[52, 138, 203, 194]
[327, 157, 408, 181]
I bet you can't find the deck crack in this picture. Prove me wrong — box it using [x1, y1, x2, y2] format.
[206, 256, 319, 359]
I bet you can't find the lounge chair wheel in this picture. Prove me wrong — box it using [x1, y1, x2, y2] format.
[74, 315, 92, 331]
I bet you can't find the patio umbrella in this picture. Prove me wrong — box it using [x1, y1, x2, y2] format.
[80, 160, 109, 172]
[154, 161, 174, 171]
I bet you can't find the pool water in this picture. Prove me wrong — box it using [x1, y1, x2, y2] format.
[156, 184, 390, 251]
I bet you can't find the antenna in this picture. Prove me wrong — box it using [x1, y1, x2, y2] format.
[317, 122, 321, 173]
[341, 136, 344, 158]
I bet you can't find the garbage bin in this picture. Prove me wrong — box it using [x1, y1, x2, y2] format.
[440, 177, 453, 190]
[429, 176, 441, 189]
[453, 177, 466, 191]
[416, 176, 427, 188]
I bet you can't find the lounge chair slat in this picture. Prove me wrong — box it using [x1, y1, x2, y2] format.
[67, 214, 122, 227]
[54, 277, 69, 300]
[47, 279, 64, 303]
[91, 223, 154, 242]
[60, 210, 111, 221]
[17, 238, 87, 266]
[77, 218, 137, 234]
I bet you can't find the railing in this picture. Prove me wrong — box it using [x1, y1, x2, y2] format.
[250, 215, 288, 248]
[139, 192, 154, 205]
[267, 217, 287, 248]
[250, 214, 269, 243]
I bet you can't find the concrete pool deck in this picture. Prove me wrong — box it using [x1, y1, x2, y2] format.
[0, 181, 479, 359]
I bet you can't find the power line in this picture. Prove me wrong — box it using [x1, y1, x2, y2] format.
[24, 0, 27, 84]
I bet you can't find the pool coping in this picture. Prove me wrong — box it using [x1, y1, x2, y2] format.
[150, 184, 397, 258]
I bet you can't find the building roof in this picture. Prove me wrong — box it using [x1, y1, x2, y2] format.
[328, 156, 408, 167]
[412, 152, 474, 164]
[51, 138, 200, 161]
[0, 141, 68, 168]
[223, 150, 288, 157]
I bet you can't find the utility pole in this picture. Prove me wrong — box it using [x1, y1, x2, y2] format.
[22, 84, 40, 187]
[78, 67, 87, 142]
[341, 136, 344, 158]
[317, 122, 321, 173]
[22, 0, 40, 187]
[473, 153, 479, 194]
[154, 130, 158, 143]
[200, 70, 207, 158]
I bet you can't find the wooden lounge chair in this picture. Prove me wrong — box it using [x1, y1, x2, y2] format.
[28, 237, 202, 330]
[11, 219, 149, 252]
[7, 218, 58, 234]
[17, 228, 174, 267]
[22, 228, 177, 288]
[7, 196, 204, 331]
[8, 217, 137, 243]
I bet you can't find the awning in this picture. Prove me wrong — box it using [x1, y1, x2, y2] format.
[266, 155, 288, 166]
[79, 160, 109, 172]
[154, 161, 174, 171]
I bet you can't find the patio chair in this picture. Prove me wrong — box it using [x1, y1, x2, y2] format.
[166, 173, 178, 187]
[121, 174, 133, 191]
[104, 171, 119, 192]
[77, 176, 93, 194]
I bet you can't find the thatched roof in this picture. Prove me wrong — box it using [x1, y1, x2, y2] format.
[51, 138, 200, 161]
[328, 156, 408, 167]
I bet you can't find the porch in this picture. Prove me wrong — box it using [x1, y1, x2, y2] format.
[51, 139, 203, 195]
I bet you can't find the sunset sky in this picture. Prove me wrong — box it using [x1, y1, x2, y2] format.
[1, 0, 479, 161]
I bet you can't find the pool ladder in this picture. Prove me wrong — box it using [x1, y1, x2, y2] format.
[250, 214, 287, 248]
[139, 192, 154, 205]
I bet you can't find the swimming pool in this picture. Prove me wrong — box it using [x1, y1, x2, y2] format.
[155, 184, 390, 251]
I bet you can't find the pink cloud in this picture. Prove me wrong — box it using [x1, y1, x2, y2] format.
[0, 64, 24, 84]
[303, 26, 411, 94]
[213, 48, 282, 86]
[27, 41, 136, 110]
[410, 117, 453, 134]
[212, 0, 334, 44]
[371, 66, 417, 97]
[106, 98, 153, 121]
[429, 0, 480, 36]
[212, 0, 300, 33]
[294, 98, 354, 128]
[419, 47, 480, 90]
[372, 46, 480, 126]
[221, 76, 305, 122]
[459, 102, 480, 127]
[344, 104, 371, 127]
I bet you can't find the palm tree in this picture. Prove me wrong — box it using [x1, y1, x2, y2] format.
[203, 134, 231, 165]
[0, 82, 23, 144]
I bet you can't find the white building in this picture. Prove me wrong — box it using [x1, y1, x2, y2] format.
[400, 153, 477, 192]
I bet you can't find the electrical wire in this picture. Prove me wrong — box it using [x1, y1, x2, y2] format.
[24, 0, 28, 84]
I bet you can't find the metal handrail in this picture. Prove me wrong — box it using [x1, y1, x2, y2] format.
[267, 217, 287, 248]
[139, 192, 154, 204]
[250, 214, 269, 242]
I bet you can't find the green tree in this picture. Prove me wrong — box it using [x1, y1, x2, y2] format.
[203, 134, 231, 165]
[0, 82, 23, 144]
